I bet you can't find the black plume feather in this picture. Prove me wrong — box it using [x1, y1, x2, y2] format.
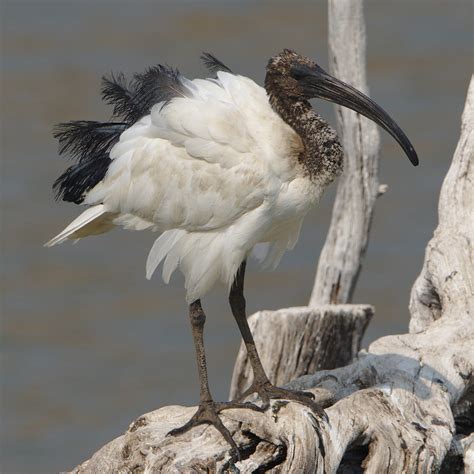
[201, 52, 233, 75]
[53, 121, 127, 203]
[53, 62, 190, 204]
[101, 65, 188, 123]
[131, 65, 188, 119]
[53, 155, 111, 204]
[54, 121, 127, 162]
[101, 72, 139, 122]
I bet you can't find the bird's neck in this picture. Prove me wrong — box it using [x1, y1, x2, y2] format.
[267, 92, 343, 185]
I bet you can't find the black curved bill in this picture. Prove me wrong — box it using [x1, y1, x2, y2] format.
[293, 64, 419, 166]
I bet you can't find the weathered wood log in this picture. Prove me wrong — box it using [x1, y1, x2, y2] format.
[70, 318, 473, 472]
[309, 0, 381, 306]
[409, 76, 474, 334]
[70, 76, 474, 473]
[229, 305, 373, 400]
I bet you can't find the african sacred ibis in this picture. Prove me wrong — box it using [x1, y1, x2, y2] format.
[46, 50, 418, 456]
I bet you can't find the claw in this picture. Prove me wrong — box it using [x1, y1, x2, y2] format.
[167, 400, 261, 459]
[303, 390, 316, 400]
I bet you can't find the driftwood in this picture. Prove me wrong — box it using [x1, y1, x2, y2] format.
[70, 75, 473, 474]
[310, 0, 381, 306]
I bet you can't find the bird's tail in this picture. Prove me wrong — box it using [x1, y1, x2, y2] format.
[44, 204, 114, 247]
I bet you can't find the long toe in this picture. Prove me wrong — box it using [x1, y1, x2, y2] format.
[215, 401, 264, 413]
[167, 418, 198, 437]
[166, 401, 242, 459]
[231, 382, 270, 408]
[287, 393, 327, 422]
[272, 387, 328, 423]
[268, 386, 327, 422]
[237, 381, 327, 422]
[298, 389, 315, 400]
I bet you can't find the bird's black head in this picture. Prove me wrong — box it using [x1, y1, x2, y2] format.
[266, 49, 419, 166]
[266, 49, 319, 100]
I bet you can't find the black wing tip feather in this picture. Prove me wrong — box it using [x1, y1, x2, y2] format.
[100, 63, 188, 123]
[53, 60, 191, 204]
[53, 156, 111, 204]
[200, 52, 233, 75]
[53, 120, 127, 161]
[52, 121, 127, 203]
[132, 63, 188, 115]
[101, 72, 136, 121]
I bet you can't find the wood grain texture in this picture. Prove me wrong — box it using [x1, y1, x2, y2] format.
[409, 77, 474, 335]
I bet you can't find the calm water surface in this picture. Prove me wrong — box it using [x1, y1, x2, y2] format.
[1, 1, 472, 472]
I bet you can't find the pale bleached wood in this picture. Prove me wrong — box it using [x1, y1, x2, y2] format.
[409, 76, 474, 334]
[309, 0, 381, 306]
[229, 305, 372, 400]
[70, 317, 473, 473]
[70, 77, 474, 473]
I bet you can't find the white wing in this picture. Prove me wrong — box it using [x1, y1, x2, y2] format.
[84, 72, 302, 233]
[51, 72, 308, 301]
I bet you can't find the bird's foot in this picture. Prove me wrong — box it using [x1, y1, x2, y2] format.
[235, 380, 328, 422]
[167, 400, 263, 460]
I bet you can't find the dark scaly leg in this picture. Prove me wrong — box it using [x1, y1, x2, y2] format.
[229, 261, 327, 420]
[167, 300, 262, 457]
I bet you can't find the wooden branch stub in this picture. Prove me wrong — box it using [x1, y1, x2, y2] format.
[229, 304, 372, 400]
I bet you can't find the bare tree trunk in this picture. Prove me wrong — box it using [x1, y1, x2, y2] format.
[69, 76, 474, 474]
[309, 0, 381, 306]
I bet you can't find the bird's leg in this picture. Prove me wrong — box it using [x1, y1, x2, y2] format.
[167, 299, 261, 458]
[229, 261, 326, 420]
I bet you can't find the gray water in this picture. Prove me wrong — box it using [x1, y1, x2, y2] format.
[1, 1, 472, 472]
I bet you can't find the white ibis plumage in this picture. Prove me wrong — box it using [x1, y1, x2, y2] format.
[46, 50, 418, 456]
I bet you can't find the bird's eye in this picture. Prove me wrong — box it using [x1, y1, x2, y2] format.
[290, 65, 308, 80]
[290, 64, 313, 81]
